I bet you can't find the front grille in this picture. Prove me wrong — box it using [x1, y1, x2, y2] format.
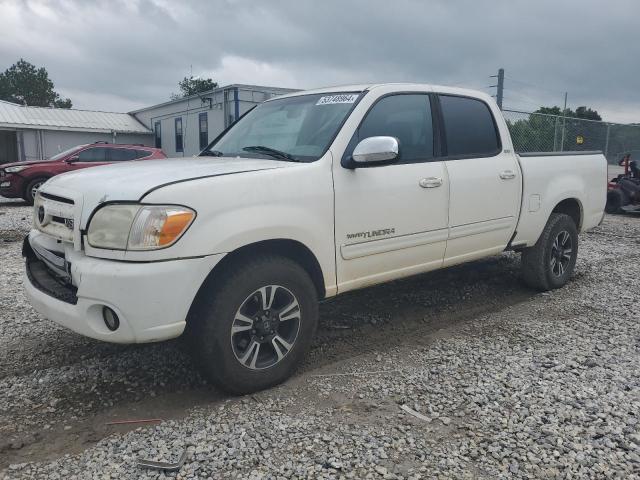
[33, 192, 76, 243]
[39, 192, 74, 205]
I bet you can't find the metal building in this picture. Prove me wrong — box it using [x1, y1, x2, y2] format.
[131, 84, 297, 158]
[0, 100, 152, 164]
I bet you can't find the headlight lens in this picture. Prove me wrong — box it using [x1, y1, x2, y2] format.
[87, 204, 195, 250]
[128, 206, 195, 250]
[5, 166, 29, 173]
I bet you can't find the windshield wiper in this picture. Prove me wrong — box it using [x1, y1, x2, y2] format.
[200, 150, 224, 157]
[242, 145, 300, 162]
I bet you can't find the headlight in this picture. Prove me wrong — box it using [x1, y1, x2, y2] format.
[5, 166, 29, 173]
[87, 204, 195, 250]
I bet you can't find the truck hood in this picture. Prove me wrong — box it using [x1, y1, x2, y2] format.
[38, 156, 292, 228]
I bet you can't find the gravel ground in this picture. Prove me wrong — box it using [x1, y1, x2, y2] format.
[1, 195, 639, 479]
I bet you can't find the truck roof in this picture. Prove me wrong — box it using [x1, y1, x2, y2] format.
[271, 83, 491, 102]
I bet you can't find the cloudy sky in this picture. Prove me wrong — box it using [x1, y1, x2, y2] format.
[1, 0, 639, 123]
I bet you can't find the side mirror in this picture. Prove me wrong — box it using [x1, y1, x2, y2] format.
[350, 136, 399, 167]
[66, 155, 79, 163]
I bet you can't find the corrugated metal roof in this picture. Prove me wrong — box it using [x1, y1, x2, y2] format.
[0, 100, 151, 134]
[129, 84, 298, 114]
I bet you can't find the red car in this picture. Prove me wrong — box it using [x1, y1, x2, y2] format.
[0, 142, 166, 204]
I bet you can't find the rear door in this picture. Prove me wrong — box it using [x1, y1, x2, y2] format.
[333, 90, 449, 292]
[437, 93, 521, 266]
[108, 147, 138, 162]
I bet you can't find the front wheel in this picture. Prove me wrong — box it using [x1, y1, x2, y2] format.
[521, 213, 578, 291]
[188, 255, 318, 394]
[24, 177, 48, 205]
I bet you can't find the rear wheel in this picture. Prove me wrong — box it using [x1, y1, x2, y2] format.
[521, 213, 578, 291]
[24, 177, 48, 205]
[188, 255, 318, 394]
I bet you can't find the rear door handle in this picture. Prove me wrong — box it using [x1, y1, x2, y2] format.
[499, 170, 516, 180]
[419, 177, 443, 188]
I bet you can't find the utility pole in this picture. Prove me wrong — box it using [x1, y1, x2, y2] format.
[490, 68, 505, 109]
[560, 92, 568, 152]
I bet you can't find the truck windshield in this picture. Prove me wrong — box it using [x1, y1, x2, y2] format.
[201, 92, 362, 162]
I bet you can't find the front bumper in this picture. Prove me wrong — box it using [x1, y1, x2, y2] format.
[23, 231, 224, 343]
[0, 174, 23, 198]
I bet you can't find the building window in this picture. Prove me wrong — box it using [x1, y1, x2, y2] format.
[199, 112, 208, 150]
[154, 121, 161, 148]
[175, 117, 183, 152]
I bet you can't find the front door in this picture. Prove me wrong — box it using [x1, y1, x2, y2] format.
[68, 146, 110, 171]
[333, 92, 449, 292]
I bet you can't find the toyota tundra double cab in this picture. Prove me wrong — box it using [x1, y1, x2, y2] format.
[23, 84, 607, 393]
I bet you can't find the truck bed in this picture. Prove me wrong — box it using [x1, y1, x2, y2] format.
[511, 151, 607, 247]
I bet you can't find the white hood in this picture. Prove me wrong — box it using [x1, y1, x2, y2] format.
[39, 157, 292, 229]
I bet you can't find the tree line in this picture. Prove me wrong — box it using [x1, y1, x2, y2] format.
[0, 59, 219, 109]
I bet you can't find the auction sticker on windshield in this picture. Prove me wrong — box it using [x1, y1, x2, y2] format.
[316, 94, 359, 105]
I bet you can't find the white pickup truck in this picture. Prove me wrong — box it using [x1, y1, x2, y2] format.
[23, 84, 606, 393]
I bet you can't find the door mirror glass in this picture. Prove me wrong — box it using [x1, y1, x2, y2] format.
[66, 155, 79, 163]
[351, 136, 399, 165]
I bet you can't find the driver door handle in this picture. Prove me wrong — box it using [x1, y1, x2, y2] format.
[419, 177, 443, 188]
[499, 170, 516, 180]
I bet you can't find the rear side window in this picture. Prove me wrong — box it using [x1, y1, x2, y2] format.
[135, 149, 152, 159]
[439, 95, 500, 157]
[77, 147, 107, 162]
[356, 94, 433, 163]
[109, 148, 137, 161]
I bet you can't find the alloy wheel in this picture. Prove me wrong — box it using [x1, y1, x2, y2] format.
[230, 285, 301, 370]
[550, 230, 573, 277]
[31, 181, 43, 199]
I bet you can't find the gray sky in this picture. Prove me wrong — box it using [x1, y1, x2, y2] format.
[1, 0, 639, 123]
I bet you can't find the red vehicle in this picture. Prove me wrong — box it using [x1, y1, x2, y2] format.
[0, 142, 166, 204]
[606, 153, 640, 214]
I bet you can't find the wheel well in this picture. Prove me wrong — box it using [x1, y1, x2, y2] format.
[204, 239, 326, 299]
[552, 198, 582, 230]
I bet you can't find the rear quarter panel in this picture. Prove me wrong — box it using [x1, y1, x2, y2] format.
[513, 153, 607, 246]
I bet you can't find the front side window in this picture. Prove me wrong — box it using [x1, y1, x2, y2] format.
[203, 92, 362, 162]
[199, 112, 208, 150]
[154, 121, 161, 149]
[355, 94, 434, 163]
[77, 147, 107, 162]
[109, 148, 137, 161]
[175, 117, 183, 152]
[49, 145, 86, 161]
[439, 95, 500, 157]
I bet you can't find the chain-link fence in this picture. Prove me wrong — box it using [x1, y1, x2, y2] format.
[502, 109, 640, 163]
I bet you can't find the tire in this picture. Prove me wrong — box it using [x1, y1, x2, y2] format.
[521, 213, 578, 291]
[24, 177, 48, 205]
[605, 189, 624, 214]
[188, 255, 318, 394]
